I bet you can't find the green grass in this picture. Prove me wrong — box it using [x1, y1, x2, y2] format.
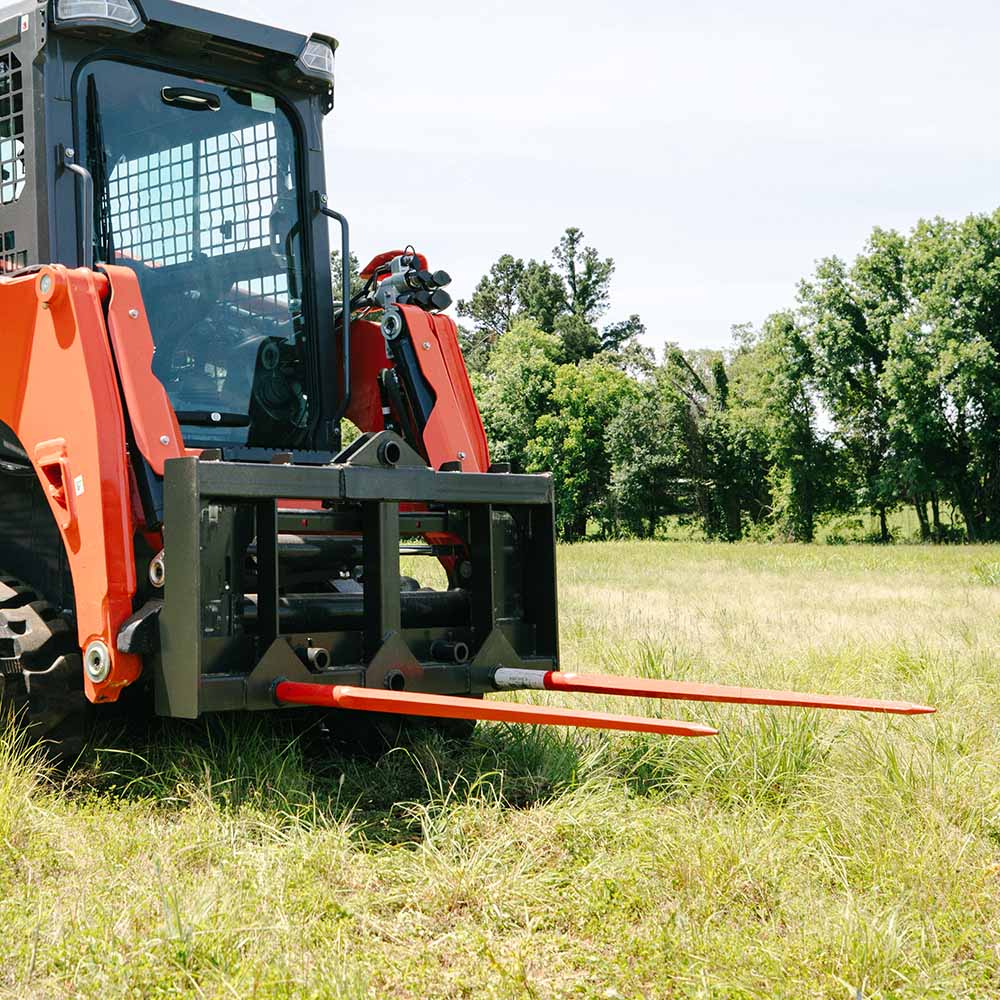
[3, 541, 1000, 998]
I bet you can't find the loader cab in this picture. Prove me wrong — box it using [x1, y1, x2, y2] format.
[0, 0, 564, 732]
[0, 0, 341, 449]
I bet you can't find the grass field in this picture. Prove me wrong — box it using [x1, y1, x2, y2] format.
[3, 542, 1000, 999]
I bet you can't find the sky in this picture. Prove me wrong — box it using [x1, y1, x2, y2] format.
[199, 0, 1000, 352]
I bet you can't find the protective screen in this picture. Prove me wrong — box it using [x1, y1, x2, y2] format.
[77, 60, 312, 448]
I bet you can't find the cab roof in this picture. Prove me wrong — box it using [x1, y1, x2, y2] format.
[134, 0, 336, 59]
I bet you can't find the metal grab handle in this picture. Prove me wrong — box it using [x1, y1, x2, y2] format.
[317, 197, 352, 424]
[61, 146, 93, 270]
[160, 86, 222, 112]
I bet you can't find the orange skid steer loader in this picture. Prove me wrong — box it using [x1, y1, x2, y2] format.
[0, 0, 932, 759]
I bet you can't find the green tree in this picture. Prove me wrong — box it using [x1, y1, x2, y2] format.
[656, 347, 772, 541]
[602, 314, 646, 354]
[606, 372, 688, 537]
[552, 226, 615, 324]
[329, 249, 363, 302]
[728, 314, 840, 541]
[456, 254, 526, 370]
[526, 358, 638, 540]
[553, 313, 601, 364]
[887, 212, 1000, 540]
[472, 319, 561, 472]
[518, 259, 566, 335]
[462, 228, 645, 368]
[798, 228, 910, 541]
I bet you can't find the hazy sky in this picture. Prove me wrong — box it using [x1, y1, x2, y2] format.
[201, 0, 1000, 352]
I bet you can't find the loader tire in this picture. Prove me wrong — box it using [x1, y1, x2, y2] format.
[0, 577, 88, 763]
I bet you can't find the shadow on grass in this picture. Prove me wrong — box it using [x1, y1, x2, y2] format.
[50, 698, 842, 845]
[57, 709, 593, 845]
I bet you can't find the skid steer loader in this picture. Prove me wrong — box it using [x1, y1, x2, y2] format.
[0, 0, 931, 759]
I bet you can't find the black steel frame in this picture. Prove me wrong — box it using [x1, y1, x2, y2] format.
[155, 432, 559, 718]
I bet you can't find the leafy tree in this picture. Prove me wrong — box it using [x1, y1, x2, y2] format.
[602, 314, 646, 354]
[606, 372, 688, 537]
[526, 358, 638, 540]
[472, 319, 561, 472]
[887, 212, 1000, 540]
[653, 348, 720, 535]
[609, 337, 657, 378]
[653, 346, 776, 541]
[461, 227, 645, 368]
[553, 313, 601, 364]
[518, 259, 567, 335]
[329, 249, 363, 301]
[728, 314, 841, 541]
[552, 226, 615, 324]
[798, 228, 910, 541]
[457, 254, 526, 370]
[545, 228, 640, 363]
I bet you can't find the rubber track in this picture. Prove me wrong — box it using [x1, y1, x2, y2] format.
[0, 576, 87, 761]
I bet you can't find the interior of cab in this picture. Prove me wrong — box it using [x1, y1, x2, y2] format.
[77, 59, 314, 448]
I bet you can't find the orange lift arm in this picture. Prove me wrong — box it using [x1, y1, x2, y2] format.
[0, 266, 142, 701]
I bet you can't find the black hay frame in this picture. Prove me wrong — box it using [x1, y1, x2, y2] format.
[154, 432, 559, 718]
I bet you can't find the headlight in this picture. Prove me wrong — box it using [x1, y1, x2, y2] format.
[53, 0, 142, 29]
[296, 35, 336, 84]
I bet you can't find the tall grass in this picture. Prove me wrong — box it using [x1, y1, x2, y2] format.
[2, 541, 999, 997]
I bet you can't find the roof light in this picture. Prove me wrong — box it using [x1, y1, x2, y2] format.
[296, 36, 336, 83]
[54, 0, 141, 29]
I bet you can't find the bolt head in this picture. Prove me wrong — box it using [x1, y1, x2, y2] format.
[84, 640, 111, 683]
[159, 435, 170, 446]
[149, 552, 165, 588]
[457, 451, 466, 460]
[39, 274, 52, 294]
[128, 308, 139, 319]
[381, 309, 403, 340]
[421, 341, 431, 350]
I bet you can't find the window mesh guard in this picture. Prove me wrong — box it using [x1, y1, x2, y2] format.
[0, 52, 26, 271]
[106, 121, 294, 317]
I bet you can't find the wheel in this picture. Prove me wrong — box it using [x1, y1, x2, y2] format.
[0, 576, 87, 762]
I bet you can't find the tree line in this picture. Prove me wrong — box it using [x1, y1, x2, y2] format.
[458, 217, 1000, 543]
